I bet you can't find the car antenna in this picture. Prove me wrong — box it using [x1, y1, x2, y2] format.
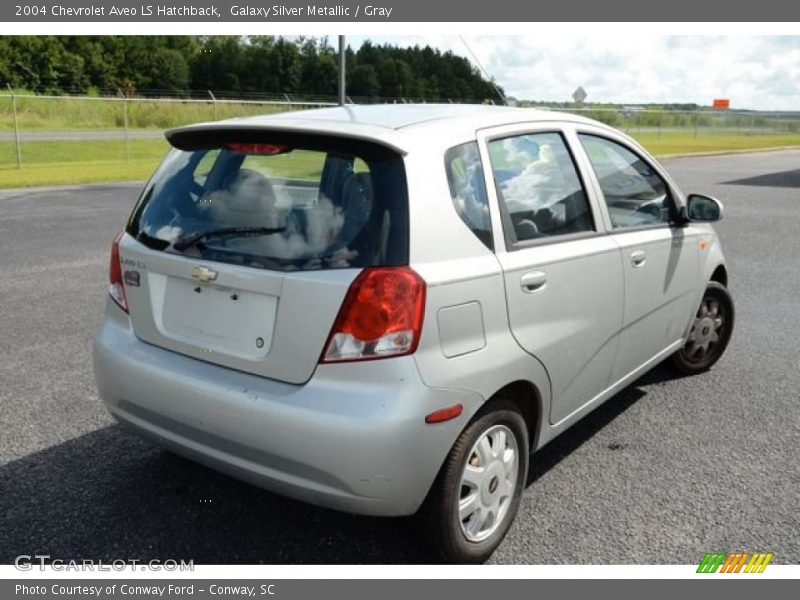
[458, 35, 508, 106]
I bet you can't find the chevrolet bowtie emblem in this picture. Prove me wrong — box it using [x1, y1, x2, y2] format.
[191, 266, 218, 283]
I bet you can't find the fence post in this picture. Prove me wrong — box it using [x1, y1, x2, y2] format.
[118, 89, 130, 162]
[208, 90, 217, 120]
[694, 112, 699, 138]
[6, 84, 21, 169]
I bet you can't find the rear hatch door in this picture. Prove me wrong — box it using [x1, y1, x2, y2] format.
[118, 128, 409, 384]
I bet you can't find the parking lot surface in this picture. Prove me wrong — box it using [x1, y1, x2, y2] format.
[1, 150, 799, 564]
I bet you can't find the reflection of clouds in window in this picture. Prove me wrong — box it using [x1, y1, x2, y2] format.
[448, 143, 490, 232]
[154, 225, 183, 242]
[290, 195, 345, 256]
[212, 194, 348, 262]
[453, 192, 489, 232]
[501, 142, 567, 213]
[195, 168, 350, 262]
[208, 169, 281, 229]
[501, 136, 540, 165]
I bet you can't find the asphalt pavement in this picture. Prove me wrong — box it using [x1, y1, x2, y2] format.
[0, 130, 164, 142]
[1, 150, 799, 564]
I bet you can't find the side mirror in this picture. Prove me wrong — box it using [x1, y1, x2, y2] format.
[681, 194, 723, 223]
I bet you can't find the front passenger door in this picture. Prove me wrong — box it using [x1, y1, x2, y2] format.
[577, 133, 700, 383]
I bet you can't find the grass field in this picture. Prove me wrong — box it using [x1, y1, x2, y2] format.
[633, 133, 800, 156]
[0, 94, 304, 131]
[0, 138, 169, 188]
[2, 132, 800, 189]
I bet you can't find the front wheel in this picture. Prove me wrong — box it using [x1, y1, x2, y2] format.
[671, 281, 734, 375]
[425, 401, 529, 564]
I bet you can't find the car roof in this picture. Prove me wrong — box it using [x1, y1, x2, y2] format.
[245, 104, 546, 129]
[167, 104, 603, 154]
[235, 103, 599, 131]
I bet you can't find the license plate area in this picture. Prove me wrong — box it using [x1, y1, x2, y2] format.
[160, 277, 277, 360]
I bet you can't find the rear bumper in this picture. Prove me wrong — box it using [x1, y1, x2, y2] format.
[92, 306, 482, 516]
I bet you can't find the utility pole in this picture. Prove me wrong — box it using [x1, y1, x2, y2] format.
[338, 35, 346, 106]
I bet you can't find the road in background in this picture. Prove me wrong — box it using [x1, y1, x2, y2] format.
[1, 151, 799, 563]
[0, 130, 164, 142]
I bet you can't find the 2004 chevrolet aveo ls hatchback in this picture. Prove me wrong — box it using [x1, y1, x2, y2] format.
[94, 105, 734, 563]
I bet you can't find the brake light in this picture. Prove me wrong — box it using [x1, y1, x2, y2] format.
[321, 267, 426, 363]
[226, 142, 291, 155]
[109, 230, 128, 313]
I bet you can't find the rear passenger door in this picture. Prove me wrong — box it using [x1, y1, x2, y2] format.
[575, 132, 700, 382]
[478, 126, 625, 425]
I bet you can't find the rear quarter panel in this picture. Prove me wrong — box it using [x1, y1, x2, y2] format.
[403, 146, 552, 440]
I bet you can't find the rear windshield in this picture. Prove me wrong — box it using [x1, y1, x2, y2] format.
[127, 133, 409, 271]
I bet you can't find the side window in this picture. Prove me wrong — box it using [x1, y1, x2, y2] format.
[578, 134, 674, 229]
[487, 132, 594, 244]
[444, 142, 493, 250]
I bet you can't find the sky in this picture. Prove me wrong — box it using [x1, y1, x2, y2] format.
[346, 35, 800, 111]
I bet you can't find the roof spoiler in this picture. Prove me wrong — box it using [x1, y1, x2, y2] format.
[165, 123, 407, 156]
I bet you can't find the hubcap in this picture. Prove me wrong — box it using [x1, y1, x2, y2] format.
[682, 296, 725, 363]
[457, 424, 519, 543]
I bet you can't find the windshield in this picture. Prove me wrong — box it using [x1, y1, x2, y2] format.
[127, 134, 409, 271]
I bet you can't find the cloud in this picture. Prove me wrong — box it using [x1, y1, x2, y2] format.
[347, 35, 800, 110]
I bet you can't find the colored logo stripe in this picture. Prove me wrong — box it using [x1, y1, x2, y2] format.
[697, 553, 726, 573]
[697, 552, 773, 573]
[745, 553, 773, 573]
[720, 552, 748, 573]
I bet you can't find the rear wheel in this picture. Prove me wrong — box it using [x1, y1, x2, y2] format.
[671, 281, 734, 375]
[425, 401, 528, 564]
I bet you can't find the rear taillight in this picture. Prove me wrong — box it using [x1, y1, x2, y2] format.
[321, 267, 426, 363]
[109, 230, 128, 313]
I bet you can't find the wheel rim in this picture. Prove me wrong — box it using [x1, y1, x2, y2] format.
[681, 294, 727, 365]
[457, 424, 519, 543]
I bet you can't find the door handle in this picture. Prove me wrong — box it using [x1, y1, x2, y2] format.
[630, 250, 647, 268]
[520, 271, 547, 293]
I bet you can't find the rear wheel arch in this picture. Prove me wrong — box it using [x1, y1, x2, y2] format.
[710, 264, 728, 287]
[424, 379, 542, 507]
[478, 380, 542, 452]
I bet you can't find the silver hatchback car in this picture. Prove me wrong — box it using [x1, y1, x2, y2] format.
[93, 105, 733, 563]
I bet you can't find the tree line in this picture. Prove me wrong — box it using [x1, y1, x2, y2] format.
[0, 36, 502, 102]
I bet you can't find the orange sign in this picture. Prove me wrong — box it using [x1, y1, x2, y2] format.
[713, 98, 730, 109]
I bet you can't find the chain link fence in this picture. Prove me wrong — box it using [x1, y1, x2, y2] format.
[2, 90, 799, 187]
[0, 91, 335, 170]
[559, 106, 800, 138]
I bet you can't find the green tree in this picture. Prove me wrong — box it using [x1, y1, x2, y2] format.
[0, 35, 499, 103]
[348, 64, 381, 99]
[145, 48, 190, 94]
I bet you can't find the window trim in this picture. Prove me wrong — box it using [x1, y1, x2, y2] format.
[483, 129, 599, 252]
[575, 131, 683, 232]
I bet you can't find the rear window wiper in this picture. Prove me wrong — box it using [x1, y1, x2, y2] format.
[172, 226, 286, 251]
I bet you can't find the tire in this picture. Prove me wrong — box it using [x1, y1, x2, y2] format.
[671, 281, 734, 375]
[425, 400, 529, 564]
